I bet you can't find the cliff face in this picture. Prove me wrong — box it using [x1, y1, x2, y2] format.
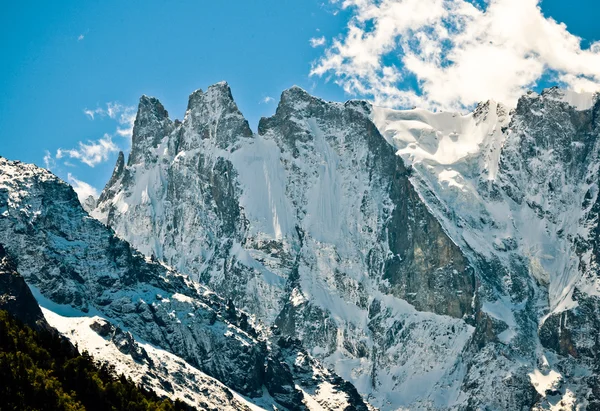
[374, 88, 600, 409]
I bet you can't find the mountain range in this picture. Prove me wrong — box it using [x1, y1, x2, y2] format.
[1, 82, 600, 410]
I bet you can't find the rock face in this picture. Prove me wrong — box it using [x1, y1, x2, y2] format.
[374, 87, 600, 409]
[0, 156, 369, 411]
[94, 82, 480, 410]
[0, 244, 49, 331]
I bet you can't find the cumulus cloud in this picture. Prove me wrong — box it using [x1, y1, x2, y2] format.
[57, 134, 119, 167]
[67, 173, 98, 202]
[311, 0, 600, 110]
[262, 96, 275, 104]
[310, 36, 327, 48]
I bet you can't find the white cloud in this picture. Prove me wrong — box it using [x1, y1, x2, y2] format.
[116, 109, 136, 138]
[67, 173, 98, 202]
[57, 134, 119, 167]
[78, 34, 85, 41]
[83, 102, 136, 138]
[83, 108, 101, 120]
[310, 36, 327, 48]
[46, 101, 134, 170]
[262, 96, 275, 104]
[311, 0, 600, 110]
[43, 150, 55, 170]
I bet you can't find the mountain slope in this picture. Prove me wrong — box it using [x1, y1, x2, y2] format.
[0, 156, 369, 411]
[0, 309, 192, 411]
[0, 243, 50, 331]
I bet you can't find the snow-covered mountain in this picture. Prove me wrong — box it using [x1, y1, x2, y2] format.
[373, 87, 600, 410]
[0, 157, 369, 411]
[92, 83, 480, 410]
[4, 79, 600, 409]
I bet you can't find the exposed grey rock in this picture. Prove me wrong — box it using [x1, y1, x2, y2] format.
[90, 318, 152, 364]
[0, 243, 50, 331]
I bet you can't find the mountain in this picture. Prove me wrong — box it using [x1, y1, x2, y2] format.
[92, 82, 600, 409]
[4, 80, 600, 409]
[0, 156, 369, 410]
[92, 83, 479, 409]
[373, 87, 600, 410]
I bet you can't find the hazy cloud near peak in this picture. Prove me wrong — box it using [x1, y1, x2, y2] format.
[311, 0, 600, 111]
[84, 102, 136, 137]
[67, 173, 98, 202]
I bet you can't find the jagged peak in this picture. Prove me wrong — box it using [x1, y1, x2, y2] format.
[279, 85, 322, 106]
[98, 151, 125, 204]
[129, 95, 173, 165]
[257, 87, 328, 135]
[283, 84, 309, 95]
[518, 86, 599, 112]
[115, 150, 125, 169]
[137, 95, 169, 119]
[187, 81, 235, 112]
[181, 82, 252, 150]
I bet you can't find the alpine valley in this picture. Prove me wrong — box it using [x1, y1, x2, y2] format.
[2, 81, 600, 410]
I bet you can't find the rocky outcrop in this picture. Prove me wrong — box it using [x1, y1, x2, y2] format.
[0, 244, 49, 331]
[128, 96, 174, 165]
[90, 318, 152, 364]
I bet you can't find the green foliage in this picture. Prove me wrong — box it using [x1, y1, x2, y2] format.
[0, 310, 192, 411]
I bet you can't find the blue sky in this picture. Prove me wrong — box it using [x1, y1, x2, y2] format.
[1, 0, 599, 196]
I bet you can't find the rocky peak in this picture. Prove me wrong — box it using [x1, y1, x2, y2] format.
[264, 86, 326, 122]
[108, 151, 125, 184]
[258, 86, 339, 157]
[279, 85, 315, 106]
[97, 151, 125, 204]
[129, 95, 173, 165]
[82, 195, 97, 213]
[181, 81, 252, 150]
